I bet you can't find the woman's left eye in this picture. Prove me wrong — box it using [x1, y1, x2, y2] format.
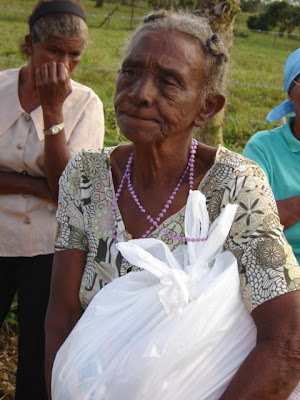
[161, 78, 176, 87]
[162, 79, 174, 86]
[49, 48, 60, 55]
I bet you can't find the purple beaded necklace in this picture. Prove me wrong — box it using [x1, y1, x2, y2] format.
[110, 139, 207, 243]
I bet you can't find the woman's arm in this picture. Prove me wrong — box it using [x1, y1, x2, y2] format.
[218, 153, 300, 399]
[277, 195, 300, 229]
[220, 290, 300, 399]
[36, 62, 72, 199]
[45, 248, 87, 400]
[0, 170, 56, 203]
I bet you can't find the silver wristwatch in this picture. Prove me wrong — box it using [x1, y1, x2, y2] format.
[43, 122, 65, 136]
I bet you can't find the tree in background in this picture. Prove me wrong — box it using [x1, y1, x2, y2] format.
[191, 0, 240, 146]
[247, 1, 300, 34]
[241, 0, 262, 13]
[148, 0, 240, 145]
[95, 0, 105, 7]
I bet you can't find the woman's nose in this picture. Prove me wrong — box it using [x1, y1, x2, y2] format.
[60, 55, 70, 71]
[128, 75, 155, 107]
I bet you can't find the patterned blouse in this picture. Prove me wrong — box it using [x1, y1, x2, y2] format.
[55, 145, 300, 313]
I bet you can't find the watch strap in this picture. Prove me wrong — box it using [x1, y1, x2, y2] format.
[43, 122, 65, 136]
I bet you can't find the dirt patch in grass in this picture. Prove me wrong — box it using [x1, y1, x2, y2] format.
[0, 323, 17, 400]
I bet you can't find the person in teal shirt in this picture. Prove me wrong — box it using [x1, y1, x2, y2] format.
[243, 48, 300, 264]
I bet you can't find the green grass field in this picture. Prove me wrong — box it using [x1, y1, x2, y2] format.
[0, 0, 299, 152]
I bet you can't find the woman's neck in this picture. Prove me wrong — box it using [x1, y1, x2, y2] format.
[131, 140, 192, 189]
[110, 140, 217, 240]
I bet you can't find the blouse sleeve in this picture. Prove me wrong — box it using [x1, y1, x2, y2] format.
[227, 159, 300, 311]
[210, 155, 300, 313]
[66, 94, 105, 157]
[55, 150, 88, 252]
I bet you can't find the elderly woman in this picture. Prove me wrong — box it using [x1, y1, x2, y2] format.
[0, 0, 104, 398]
[46, 10, 300, 400]
[243, 48, 300, 264]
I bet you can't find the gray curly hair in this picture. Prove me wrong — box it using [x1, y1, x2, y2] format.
[126, 10, 229, 96]
[21, 0, 88, 57]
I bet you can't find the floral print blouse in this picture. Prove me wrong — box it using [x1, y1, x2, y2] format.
[55, 145, 300, 312]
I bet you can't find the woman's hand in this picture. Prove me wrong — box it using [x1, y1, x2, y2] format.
[31, 176, 58, 204]
[0, 170, 57, 204]
[220, 291, 300, 399]
[35, 61, 72, 117]
[35, 62, 72, 200]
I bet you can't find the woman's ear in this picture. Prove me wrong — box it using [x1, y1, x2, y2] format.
[25, 34, 34, 56]
[194, 94, 225, 127]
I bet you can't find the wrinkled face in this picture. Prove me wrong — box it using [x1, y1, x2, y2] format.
[28, 35, 84, 73]
[114, 29, 208, 144]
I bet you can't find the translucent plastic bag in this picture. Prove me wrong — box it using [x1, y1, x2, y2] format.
[52, 191, 257, 400]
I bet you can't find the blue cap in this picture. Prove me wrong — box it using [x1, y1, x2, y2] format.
[266, 48, 300, 122]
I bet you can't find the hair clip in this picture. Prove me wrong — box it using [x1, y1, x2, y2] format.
[211, 34, 219, 44]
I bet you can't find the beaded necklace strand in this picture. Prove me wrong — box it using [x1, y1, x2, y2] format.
[110, 139, 207, 243]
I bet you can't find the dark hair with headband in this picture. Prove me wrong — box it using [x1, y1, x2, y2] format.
[20, 0, 88, 57]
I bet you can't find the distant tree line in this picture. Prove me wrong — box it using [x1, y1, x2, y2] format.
[241, 0, 262, 12]
[245, 1, 300, 34]
[94, 0, 238, 14]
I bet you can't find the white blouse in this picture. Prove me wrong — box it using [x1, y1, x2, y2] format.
[0, 67, 105, 257]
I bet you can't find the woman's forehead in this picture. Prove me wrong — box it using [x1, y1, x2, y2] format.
[130, 28, 201, 50]
[125, 29, 206, 69]
[40, 35, 85, 47]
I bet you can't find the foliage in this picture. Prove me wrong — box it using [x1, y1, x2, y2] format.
[95, 0, 105, 7]
[247, 1, 300, 34]
[241, 0, 262, 13]
[4, 298, 17, 327]
[0, 324, 17, 400]
[147, 0, 197, 11]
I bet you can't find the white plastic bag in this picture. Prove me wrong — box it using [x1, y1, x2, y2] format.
[52, 191, 257, 400]
[288, 383, 300, 400]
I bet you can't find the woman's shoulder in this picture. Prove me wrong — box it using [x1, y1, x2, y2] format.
[248, 126, 283, 144]
[214, 145, 258, 171]
[0, 67, 20, 87]
[201, 144, 269, 193]
[76, 146, 115, 164]
[63, 147, 115, 178]
[70, 79, 102, 103]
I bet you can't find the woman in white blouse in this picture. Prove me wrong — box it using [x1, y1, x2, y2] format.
[0, 1, 104, 399]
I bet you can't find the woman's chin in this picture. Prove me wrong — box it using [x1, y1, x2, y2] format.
[117, 117, 162, 143]
[120, 130, 158, 145]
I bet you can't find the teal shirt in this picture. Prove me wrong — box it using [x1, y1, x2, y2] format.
[243, 117, 300, 264]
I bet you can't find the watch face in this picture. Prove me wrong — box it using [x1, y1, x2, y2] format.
[52, 125, 60, 134]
